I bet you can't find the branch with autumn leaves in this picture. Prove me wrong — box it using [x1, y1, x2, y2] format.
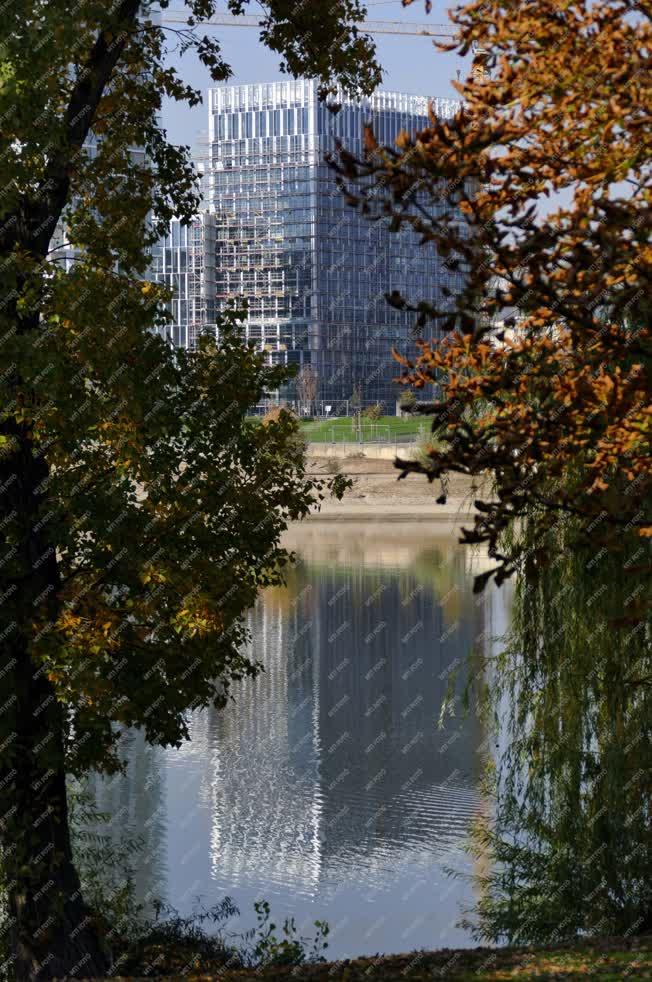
[332, 0, 651, 607]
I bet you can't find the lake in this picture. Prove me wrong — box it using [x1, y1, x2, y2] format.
[88, 522, 509, 958]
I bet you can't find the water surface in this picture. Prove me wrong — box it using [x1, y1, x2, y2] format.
[91, 523, 507, 957]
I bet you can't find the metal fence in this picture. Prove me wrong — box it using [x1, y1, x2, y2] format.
[325, 422, 427, 446]
[251, 398, 402, 418]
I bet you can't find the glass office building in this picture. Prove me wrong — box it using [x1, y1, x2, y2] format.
[206, 79, 464, 409]
[149, 212, 216, 349]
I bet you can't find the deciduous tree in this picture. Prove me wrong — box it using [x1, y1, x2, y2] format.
[296, 365, 320, 416]
[0, 1, 377, 976]
[465, 516, 652, 942]
[335, 0, 651, 596]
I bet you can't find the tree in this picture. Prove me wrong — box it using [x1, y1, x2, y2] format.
[463, 515, 652, 942]
[334, 0, 651, 595]
[0, 1, 378, 976]
[362, 401, 383, 420]
[296, 365, 320, 416]
[398, 389, 417, 414]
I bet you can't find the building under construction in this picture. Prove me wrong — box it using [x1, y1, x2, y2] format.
[150, 210, 216, 351]
[154, 79, 466, 410]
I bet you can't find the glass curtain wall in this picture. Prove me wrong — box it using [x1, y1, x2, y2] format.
[205, 80, 464, 409]
[150, 213, 216, 349]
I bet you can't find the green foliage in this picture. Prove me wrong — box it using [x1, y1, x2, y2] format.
[6, 305, 336, 773]
[225, 1, 380, 97]
[0, 0, 381, 969]
[0, 0, 384, 765]
[0, 783, 143, 978]
[113, 898, 242, 977]
[459, 514, 652, 944]
[398, 389, 417, 411]
[59, 789, 330, 976]
[362, 402, 384, 420]
[103, 897, 330, 976]
[68, 784, 150, 943]
[241, 900, 330, 968]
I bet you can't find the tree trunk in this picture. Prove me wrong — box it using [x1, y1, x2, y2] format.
[0, 437, 111, 979]
[5, 721, 112, 979]
[0, 15, 144, 964]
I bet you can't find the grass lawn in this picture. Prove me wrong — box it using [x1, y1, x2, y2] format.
[299, 415, 426, 442]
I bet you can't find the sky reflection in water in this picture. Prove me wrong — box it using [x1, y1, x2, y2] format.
[90, 523, 509, 957]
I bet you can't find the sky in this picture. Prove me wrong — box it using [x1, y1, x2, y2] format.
[161, 1, 471, 157]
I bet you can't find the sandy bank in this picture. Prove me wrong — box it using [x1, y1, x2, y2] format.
[302, 454, 490, 527]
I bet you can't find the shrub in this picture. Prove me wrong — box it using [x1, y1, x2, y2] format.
[362, 402, 383, 421]
[398, 390, 417, 412]
[57, 787, 330, 978]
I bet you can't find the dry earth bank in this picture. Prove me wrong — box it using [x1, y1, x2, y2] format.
[101, 934, 652, 981]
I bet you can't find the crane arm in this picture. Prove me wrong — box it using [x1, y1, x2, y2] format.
[160, 12, 457, 38]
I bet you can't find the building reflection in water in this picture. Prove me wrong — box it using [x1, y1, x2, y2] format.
[84, 727, 168, 914]
[158, 525, 502, 955]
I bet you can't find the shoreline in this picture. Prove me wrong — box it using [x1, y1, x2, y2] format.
[109, 933, 652, 980]
[299, 451, 486, 527]
[303, 499, 477, 523]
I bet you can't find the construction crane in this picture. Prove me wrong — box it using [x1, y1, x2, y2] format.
[161, 12, 457, 40]
[160, 12, 489, 76]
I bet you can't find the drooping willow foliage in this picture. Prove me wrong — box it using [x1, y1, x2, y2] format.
[463, 513, 652, 944]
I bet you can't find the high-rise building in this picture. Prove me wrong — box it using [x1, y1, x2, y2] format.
[149, 210, 216, 349]
[205, 79, 464, 410]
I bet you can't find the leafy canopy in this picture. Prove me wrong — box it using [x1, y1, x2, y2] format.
[0, 0, 377, 772]
[336, 0, 651, 592]
[464, 515, 652, 943]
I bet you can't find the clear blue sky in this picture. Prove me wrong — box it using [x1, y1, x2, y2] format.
[162, 1, 471, 156]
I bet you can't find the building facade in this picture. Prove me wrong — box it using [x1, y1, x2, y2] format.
[205, 79, 464, 410]
[149, 211, 216, 350]
[152, 81, 465, 409]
